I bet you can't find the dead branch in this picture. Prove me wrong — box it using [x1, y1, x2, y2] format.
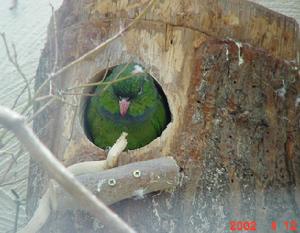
[0, 106, 136, 233]
[11, 76, 35, 110]
[0, 33, 32, 101]
[0, 147, 23, 185]
[52, 0, 156, 77]
[50, 3, 59, 73]
[35, 0, 157, 96]
[57, 157, 180, 210]
[65, 65, 147, 92]
[19, 132, 128, 233]
[0, 177, 28, 188]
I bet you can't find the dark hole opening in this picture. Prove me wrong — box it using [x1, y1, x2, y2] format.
[82, 63, 172, 150]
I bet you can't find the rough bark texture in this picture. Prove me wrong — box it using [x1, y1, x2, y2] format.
[29, 0, 300, 232]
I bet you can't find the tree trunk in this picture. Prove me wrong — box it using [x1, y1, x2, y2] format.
[29, 0, 300, 232]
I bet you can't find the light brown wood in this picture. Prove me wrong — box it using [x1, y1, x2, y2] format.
[56, 157, 179, 210]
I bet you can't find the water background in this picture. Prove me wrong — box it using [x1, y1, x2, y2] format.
[0, 1, 62, 232]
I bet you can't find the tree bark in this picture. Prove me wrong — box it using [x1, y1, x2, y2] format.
[28, 0, 300, 232]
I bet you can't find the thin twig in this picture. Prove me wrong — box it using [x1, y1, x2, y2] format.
[11, 76, 35, 110]
[0, 140, 20, 156]
[34, 74, 53, 98]
[64, 65, 148, 102]
[0, 106, 136, 233]
[101, 62, 130, 93]
[26, 95, 77, 123]
[11, 189, 21, 233]
[26, 98, 56, 122]
[33, 95, 54, 103]
[50, 3, 59, 73]
[103, 56, 112, 82]
[67, 104, 78, 141]
[0, 105, 55, 153]
[0, 33, 32, 101]
[0, 33, 36, 142]
[67, 70, 142, 91]
[0, 148, 23, 185]
[28, 0, 155, 129]
[36, 0, 157, 95]
[60, 92, 98, 97]
[46, 4, 59, 97]
[0, 177, 28, 188]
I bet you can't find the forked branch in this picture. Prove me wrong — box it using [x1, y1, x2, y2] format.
[0, 106, 136, 233]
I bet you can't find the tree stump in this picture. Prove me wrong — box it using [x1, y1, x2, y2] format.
[29, 0, 300, 232]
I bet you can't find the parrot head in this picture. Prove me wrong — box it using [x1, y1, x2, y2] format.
[110, 64, 147, 117]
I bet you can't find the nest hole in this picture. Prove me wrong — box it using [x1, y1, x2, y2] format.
[80, 63, 171, 150]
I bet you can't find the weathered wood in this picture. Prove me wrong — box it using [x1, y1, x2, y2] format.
[56, 157, 179, 209]
[28, 0, 300, 232]
[0, 107, 136, 233]
[20, 156, 178, 233]
[93, 0, 300, 61]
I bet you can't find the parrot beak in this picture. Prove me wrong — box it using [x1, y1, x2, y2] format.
[119, 98, 130, 117]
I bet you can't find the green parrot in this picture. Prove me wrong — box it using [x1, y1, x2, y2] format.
[85, 63, 170, 150]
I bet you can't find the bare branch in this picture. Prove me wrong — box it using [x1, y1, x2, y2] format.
[50, 3, 59, 73]
[53, 0, 156, 77]
[19, 155, 179, 232]
[66, 69, 144, 91]
[20, 132, 127, 233]
[12, 189, 21, 233]
[0, 33, 32, 101]
[31, 0, 157, 114]
[58, 157, 180, 209]
[0, 147, 23, 185]
[11, 76, 35, 110]
[0, 177, 28, 188]
[0, 106, 136, 233]
[36, 0, 157, 95]
[26, 98, 56, 122]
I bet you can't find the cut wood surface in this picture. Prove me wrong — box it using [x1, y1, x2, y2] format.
[56, 157, 179, 210]
[28, 0, 300, 232]
[92, 0, 300, 61]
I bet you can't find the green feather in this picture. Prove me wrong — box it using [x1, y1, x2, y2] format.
[85, 63, 170, 150]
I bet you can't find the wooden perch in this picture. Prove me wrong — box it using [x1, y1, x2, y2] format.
[56, 157, 180, 210]
[19, 156, 179, 233]
[0, 106, 180, 232]
[0, 106, 136, 233]
[17, 132, 130, 233]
